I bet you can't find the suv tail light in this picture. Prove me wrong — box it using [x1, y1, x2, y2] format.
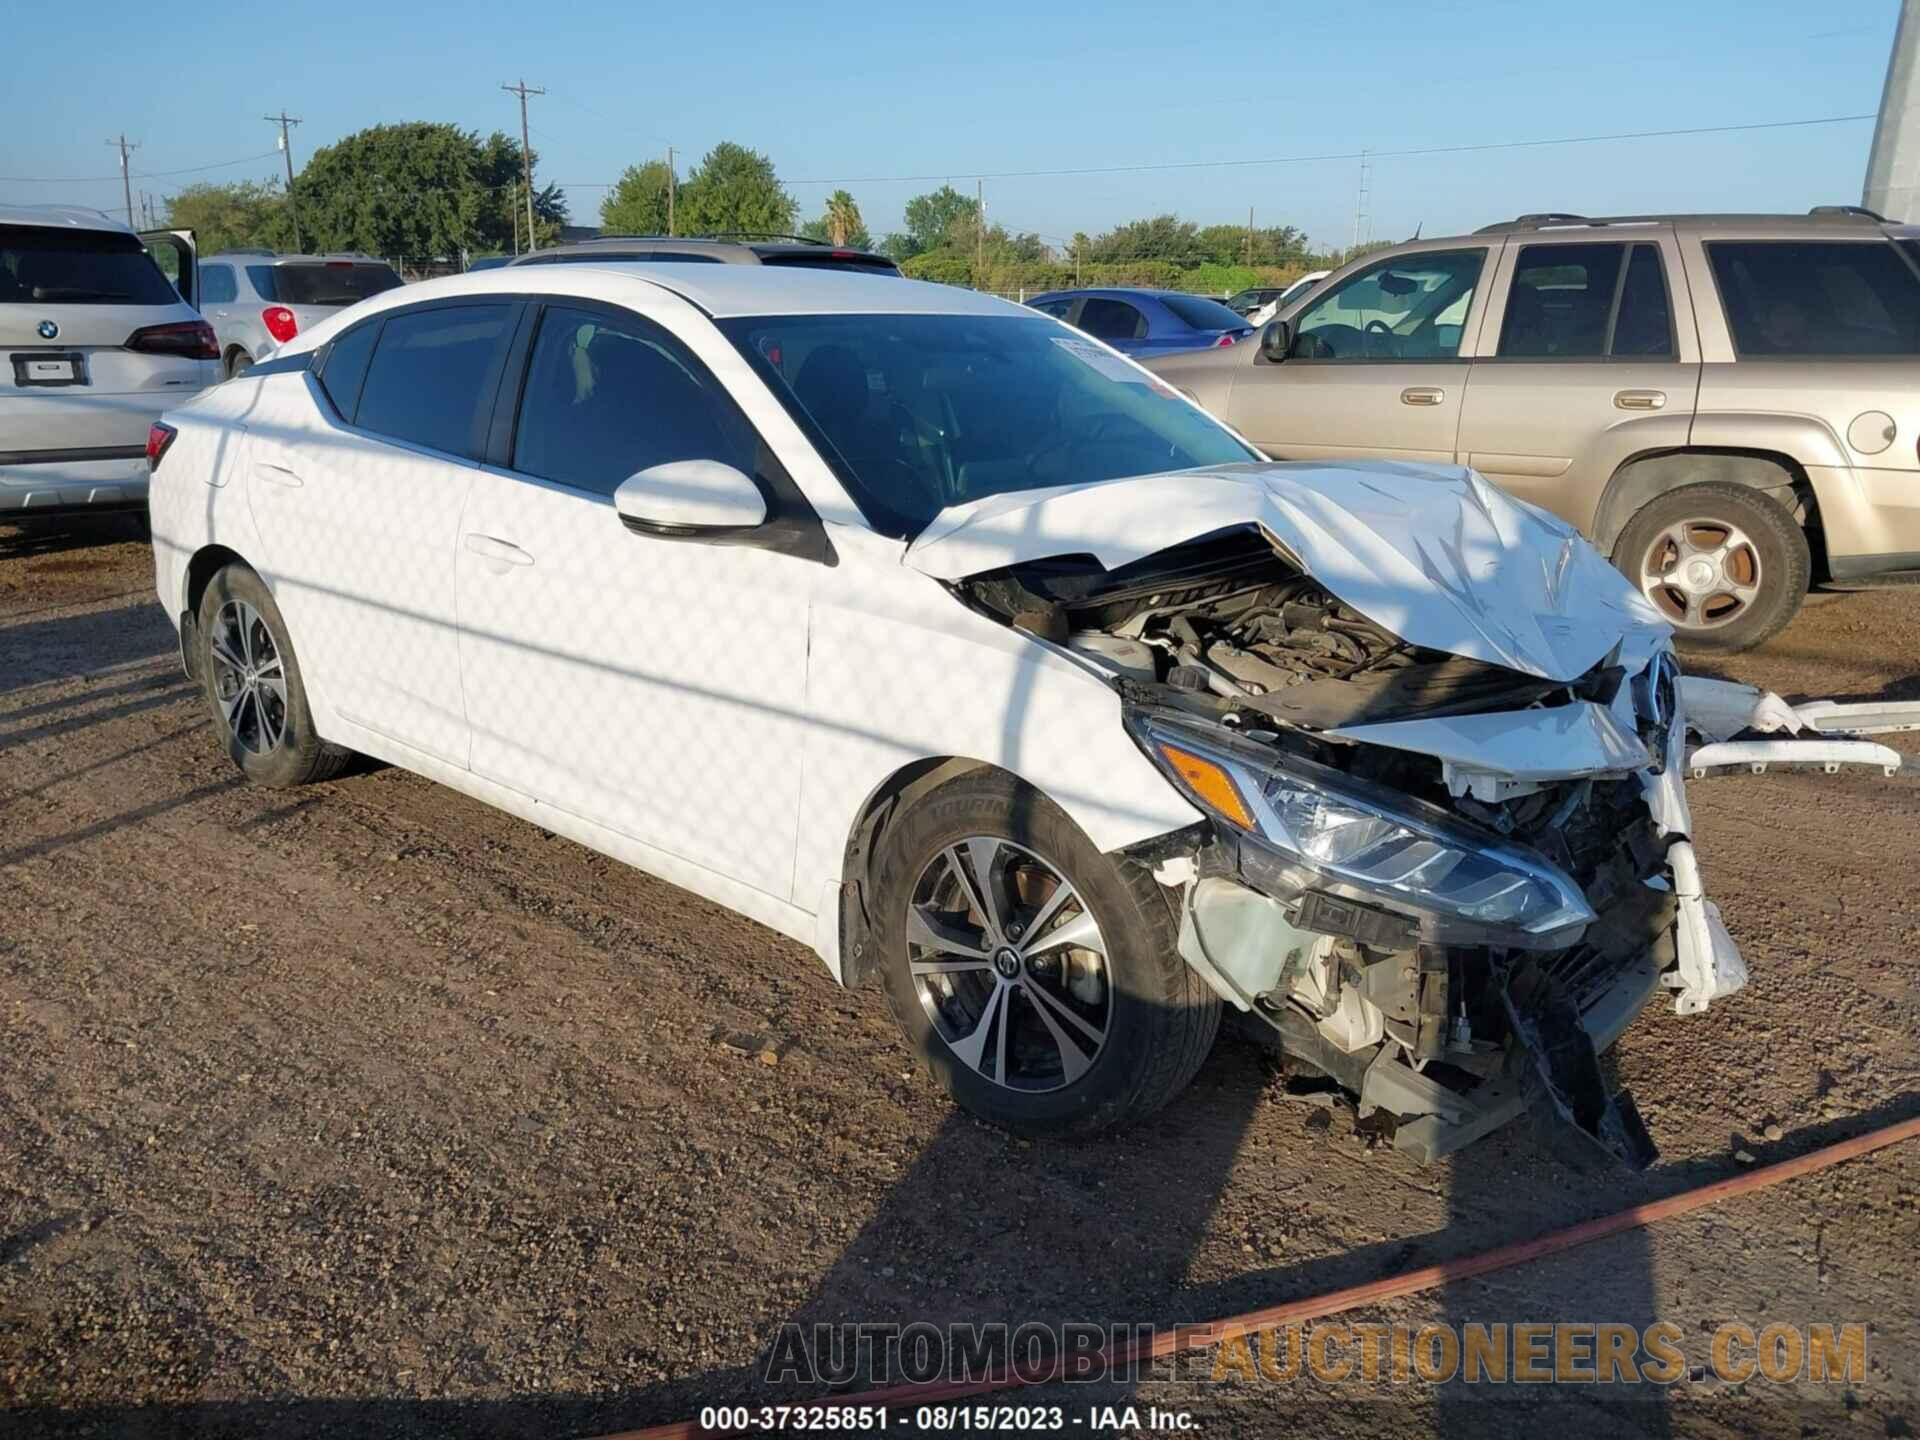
[262, 306, 299, 344]
[126, 320, 220, 360]
[146, 421, 178, 472]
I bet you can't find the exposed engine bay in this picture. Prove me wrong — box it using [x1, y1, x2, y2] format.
[957, 529, 1696, 1168]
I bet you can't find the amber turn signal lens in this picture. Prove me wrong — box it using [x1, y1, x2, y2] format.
[1156, 743, 1256, 830]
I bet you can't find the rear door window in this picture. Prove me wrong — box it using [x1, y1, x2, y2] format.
[353, 304, 514, 458]
[1076, 298, 1146, 340]
[1498, 242, 1673, 359]
[1707, 240, 1920, 356]
[0, 226, 179, 307]
[200, 264, 238, 305]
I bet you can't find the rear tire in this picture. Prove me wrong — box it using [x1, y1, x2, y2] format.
[227, 350, 253, 379]
[196, 564, 351, 787]
[870, 770, 1220, 1139]
[1612, 482, 1809, 653]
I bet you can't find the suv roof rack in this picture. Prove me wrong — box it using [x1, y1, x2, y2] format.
[1477, 207, 1890, 234]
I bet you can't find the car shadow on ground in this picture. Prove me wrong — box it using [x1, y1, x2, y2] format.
[0, 512, 148, 563]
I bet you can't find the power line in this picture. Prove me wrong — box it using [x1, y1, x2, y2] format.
[776, 113, 1877, 186]
[1, 149, 282, 184]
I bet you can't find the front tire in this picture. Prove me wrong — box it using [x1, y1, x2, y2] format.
[197, 564, 350, 787]
[871, 770, 1220, 1138]
[1612, 482, 1809, 653]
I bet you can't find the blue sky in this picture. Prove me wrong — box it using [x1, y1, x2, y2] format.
[2, 0, 1899, 250]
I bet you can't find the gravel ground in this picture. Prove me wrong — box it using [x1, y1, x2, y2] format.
[2, 515, 1917, 1439]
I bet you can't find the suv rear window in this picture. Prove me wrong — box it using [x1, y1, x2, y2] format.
[1707, 240, 1920, 356]
[0, 227, 179, 306]
[248, 262, 403, 307]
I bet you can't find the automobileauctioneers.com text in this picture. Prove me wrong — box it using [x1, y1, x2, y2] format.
[762, 1319, 1866, 1391]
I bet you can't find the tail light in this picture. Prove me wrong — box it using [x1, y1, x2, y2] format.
[146, 421, 178, 472]
[1214, 332, 1238, 347]
[126, 320, 219, 360]
[262, 306, 299, 344]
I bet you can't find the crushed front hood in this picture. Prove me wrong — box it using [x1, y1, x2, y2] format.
[906, 460, 1671, 683]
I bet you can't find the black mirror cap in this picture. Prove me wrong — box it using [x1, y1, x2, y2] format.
[1260, 319, 1294, 363]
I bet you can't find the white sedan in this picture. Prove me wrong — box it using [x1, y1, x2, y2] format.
[146, 264, 1872, 1161]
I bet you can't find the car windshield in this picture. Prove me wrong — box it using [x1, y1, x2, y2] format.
[250, 262, 402, 306]
[719, 312, 1258, 539]
[1158, 293, 1249, 330]
[0, 227, 179, 306]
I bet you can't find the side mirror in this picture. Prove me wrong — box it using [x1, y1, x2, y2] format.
[612, 459, 767, 539]
[1260, 319, 1294, 363]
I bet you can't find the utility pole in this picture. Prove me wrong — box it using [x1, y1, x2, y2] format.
[1866, 0, 1920, 222]
[1350, 149, 1372, 261]
[666, 145, 675, 236]
[1245, 206, 1254, 266]
[106, 135, 138, 226]
[501, 79, 545, 251]
[265, 112, 303, 250]
[975, 178, 985, 287]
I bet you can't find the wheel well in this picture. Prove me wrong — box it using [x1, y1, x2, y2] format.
[184, 544, 248, 624]
[1594, 448, 1826, 577]
[836, 756, 996, 988]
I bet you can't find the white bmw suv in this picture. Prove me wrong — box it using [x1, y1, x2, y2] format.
[147, 263, 1881, 1163]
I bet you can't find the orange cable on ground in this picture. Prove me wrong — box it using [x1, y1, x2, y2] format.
[604, 1113, 1920, 1440]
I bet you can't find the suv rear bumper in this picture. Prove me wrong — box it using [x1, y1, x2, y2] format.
[0, 448, 149, 516]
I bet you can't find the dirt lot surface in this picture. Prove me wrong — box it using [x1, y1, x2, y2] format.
[3, 515, 1918, 1439]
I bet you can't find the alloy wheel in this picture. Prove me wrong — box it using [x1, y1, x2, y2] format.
[208, 600, 288, 755]
[1638, 517, 1763, 631]
[905, 837, 1112, 1093]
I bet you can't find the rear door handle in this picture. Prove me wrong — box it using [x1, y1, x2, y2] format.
[1614, 389, 1667, 410]
[251, 461, 302, 487]
[463, 533, 534, 567]
[1400, 387, 1445, 407]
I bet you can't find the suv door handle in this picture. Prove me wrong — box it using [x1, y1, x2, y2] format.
[1614, 389, 1667, 410]
[1400, 387, 1445, 407]
[463, 533, 534, 567]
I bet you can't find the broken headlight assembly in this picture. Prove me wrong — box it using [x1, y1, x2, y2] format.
[1126, 713, 1597, 950]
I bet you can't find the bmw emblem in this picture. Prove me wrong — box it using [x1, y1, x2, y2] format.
[36, 320, 59, 340]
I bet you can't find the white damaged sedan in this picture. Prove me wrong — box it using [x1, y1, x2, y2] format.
[145, 266, 1910, 1165]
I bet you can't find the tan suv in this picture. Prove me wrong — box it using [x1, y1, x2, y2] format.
[1149, 208, 1920, 650]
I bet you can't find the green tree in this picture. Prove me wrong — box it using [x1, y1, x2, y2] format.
[600, 160, 675, 235]
[294, 123, 566, 260]
[1088, 214, 1201, 264]
[675, 142, 795, 237]
[164, 180, 291, 253]
[898, 185, 980, 257]
[801, 190, 872, 248]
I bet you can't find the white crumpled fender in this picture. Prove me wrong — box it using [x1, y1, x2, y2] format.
[905, 460, 1673, 683]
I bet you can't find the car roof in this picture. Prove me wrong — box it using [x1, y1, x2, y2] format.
[203, 251, 391, 265]
[0, 204, 137, 235]
[1463, 207, 1902, 240]
[274, 264, 1027, 356]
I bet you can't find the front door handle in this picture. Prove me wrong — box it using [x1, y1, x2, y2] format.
[1400, 386, 1445, 407]
[463, 533, 534, 568]
[1614, 389, 1667, 411]
[251, 461, 302, 487]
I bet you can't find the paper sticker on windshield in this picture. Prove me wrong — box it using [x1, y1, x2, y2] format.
[1051, 336, 1148, 383]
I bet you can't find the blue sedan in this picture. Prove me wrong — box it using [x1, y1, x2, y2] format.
[1027, 288, 1255, 358]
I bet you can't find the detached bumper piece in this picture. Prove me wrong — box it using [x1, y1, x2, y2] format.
[1680, 677, 1918, 779]
[1504, 959, 1657, 1171]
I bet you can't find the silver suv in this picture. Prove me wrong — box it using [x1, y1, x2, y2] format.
[507, 233, 901, 275]
[1, 207, 215, 520]
[197, 252, 403, 377]
[1151, 207, 1920, 651]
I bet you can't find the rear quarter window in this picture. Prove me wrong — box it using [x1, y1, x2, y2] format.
[1708, 240, 1920, 356]
[0, 227, 179, 307]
